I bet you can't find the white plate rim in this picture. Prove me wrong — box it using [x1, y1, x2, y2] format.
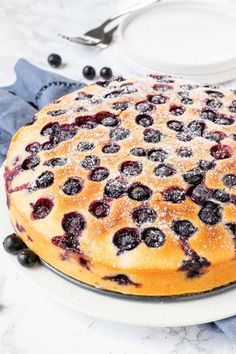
[117, 0, 236, 78]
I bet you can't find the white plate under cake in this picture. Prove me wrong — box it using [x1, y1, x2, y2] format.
[4, 74, 236, 296]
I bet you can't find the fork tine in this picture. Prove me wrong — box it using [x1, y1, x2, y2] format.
[58, 33, 87, 42]
[58, 34, 97, 45]
[79, 34, 100, 44]
[59, 23, 118, 48]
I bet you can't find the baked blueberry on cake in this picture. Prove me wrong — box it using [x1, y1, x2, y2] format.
[4, 75, 236, 296]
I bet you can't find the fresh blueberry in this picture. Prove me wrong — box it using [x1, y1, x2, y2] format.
[47, 53, 62, 68]
[3, 234, 26, 255]
[82, 65, 96, 80]
[17, 249, 38, 267]
[100, 67, 113, 80]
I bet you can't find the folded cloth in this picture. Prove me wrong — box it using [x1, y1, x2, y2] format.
[0, 59, 236, 341]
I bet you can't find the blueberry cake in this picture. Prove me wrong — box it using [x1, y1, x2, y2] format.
[4, 75, 236, 296]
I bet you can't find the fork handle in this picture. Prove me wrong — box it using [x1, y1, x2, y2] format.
[101, 0, 161, 28]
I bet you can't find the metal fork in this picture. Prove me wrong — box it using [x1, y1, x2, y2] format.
[61, 25, 118, 49]
[60, 0, 160, 47]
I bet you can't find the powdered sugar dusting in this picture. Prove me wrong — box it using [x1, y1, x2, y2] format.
[5, 74, 236, 271]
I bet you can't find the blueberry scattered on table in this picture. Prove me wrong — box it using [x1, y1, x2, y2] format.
[100, 67, 113, 80]
[17, 249, 39, 268]
[47, 54, 62, 68]
[82, 65, 96, 80]
[3, 234, 26, 255]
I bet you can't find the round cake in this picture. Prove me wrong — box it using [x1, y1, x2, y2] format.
[4, 74, 236, 296]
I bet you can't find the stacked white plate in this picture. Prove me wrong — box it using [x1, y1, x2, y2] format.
[118, 0, 236, 83]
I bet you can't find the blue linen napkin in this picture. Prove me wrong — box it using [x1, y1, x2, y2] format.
[0, 59, 236, 341]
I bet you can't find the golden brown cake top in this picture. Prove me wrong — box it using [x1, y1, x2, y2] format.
[5, 74, 236, 278]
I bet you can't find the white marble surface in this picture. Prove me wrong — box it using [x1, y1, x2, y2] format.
[0, 0, 236, 353]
